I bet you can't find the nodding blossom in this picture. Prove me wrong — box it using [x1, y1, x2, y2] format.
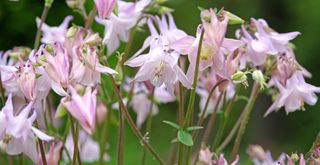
[36, 16, 73, 44]
[198, 147, 239, 165]
[0, 94, 53, 163]
[63, 130, 110, 162]
[94, 0, 116, 19]
[38, 141, 63, 165]
[60, 86, 97, 134]
[95, 0, 151, 55]
[238, 18, 300, 67]
[125, 14, 191, 94]
[265, 71, 320, 116]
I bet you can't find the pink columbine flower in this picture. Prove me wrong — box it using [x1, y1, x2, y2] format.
[17, 61, 37, 101]
[95, 0, 151, 55]
[94, 0, 116, 19]
[265, 71, 320, 116]
[251, 151, 286, 165]
[60, 86, 97, 134]
[36, 16, 73, 44]
[0, 94, 53, 163]
[63, 130, 110, 162]
[125, 37, 191, 94]
[198, 147, 239, 165]
[238, 18, 300, 66]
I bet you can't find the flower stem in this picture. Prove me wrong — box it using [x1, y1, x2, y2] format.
[85, 5, 97, 29]
[141, 88, 155, 165]
[99, 103, 112, 164]
[201, 91, 224, 144]
[212, 93, 237, 151]
[231, 82, 260, 161]
[69, 115, 82, 165]
[107, 74, 165, 165]
[117, 89, 124, 165]
[183, 28, 205, 128]
[178, 60, 185, 125]
[34, 121, 47, 165]
[0, 76, 5, 107]
[34, 5, 50, 50]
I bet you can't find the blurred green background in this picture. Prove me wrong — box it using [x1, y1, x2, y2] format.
[0, 0, 320, 164]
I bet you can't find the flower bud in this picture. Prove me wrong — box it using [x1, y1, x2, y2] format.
[45, 0, 54, 7]
[232, 70, 249, 87]
[114, 53, 123, 85]
[290, 153, 299, 162]
[252, 70, 267, 89]
[247, 144, 266, 161]
[222, 10, 244, 25]
[84, 33, 102, 46]
[66, 0, 85, 9]
[66, 26, 78, 38]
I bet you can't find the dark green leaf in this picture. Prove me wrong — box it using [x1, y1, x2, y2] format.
[177, 130, 194, 146]
[163, 120, 180, 129]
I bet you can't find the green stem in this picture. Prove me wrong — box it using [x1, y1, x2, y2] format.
[107, 74, 165, 165]
[34, 5, 50, 49]
[117, 90, 124, 165]
[212, 93, 237, 151]
[34, 121, 47, 165]
[85, 6, 97, 29]
[0, 76, 5, 107]
[141, 89, 155, 165]
[178, 60, 185, 125]
[231, 82, 260, 161]
[99, 103, 112, 164]
[200, 92, 224, 144]
[69, 115, 82, 165]
[183, 28, 205, 128]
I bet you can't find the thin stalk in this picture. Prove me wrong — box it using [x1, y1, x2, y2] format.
[212, 93, 237, 151]
[178, 143, 184, 165]
[34, 5, 50, 49]
[200, 92, 224, 144]
[117, 95, 124, 165]
[231, 83, 260, 161]
[192, 79, 228, 139]
[59, 116, 71, 164]
[34, 121, 47, 165]
[141, 89, 155, 165]
[0, 76, 5, 107]
[107, 74, 165, 165]
[18, 155, 23, 165]
[181, 28, 204, 165]
[99, 104, 113, 164]
[69, 115, 82, 165]
[183, 28, 205, 128]
[85, 6, 97, 29]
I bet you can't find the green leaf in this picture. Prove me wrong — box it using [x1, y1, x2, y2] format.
[186, 126, 203, 132]
[177, 130, 194, 146]
[163, 120, 180, 130]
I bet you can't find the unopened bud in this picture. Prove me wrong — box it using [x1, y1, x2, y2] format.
[114, 53, 123, 85]
[247, 144, 266, 161]
[252, 70, 267, 89]
[45, 44, 54, 54]
[66, 26, 78, 38]
[291, 153, 299, 162]
[223, 10, 244, 25]
[66, 0, 84, 9]
[84, 33, 102, 46]
[45, 0, 54, 7]
[232, 70, 249, 87]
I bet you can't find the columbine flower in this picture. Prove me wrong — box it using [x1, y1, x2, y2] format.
[0, 94, 53, 163]
[36, 16, 73, 44]
[95, 0, 151, 55]
[238, 18, 300, 66]
[125, 37, 191, 94]
[265, 72, 320, 116]
[198, 147, 239, 165]
[17, 61, 37, 101]
[60, 86, 97, 134]
[63, 130, 110, 162]
[94, 0, 116, 19]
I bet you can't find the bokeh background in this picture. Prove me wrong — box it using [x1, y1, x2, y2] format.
[0, 0, 320, 164]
